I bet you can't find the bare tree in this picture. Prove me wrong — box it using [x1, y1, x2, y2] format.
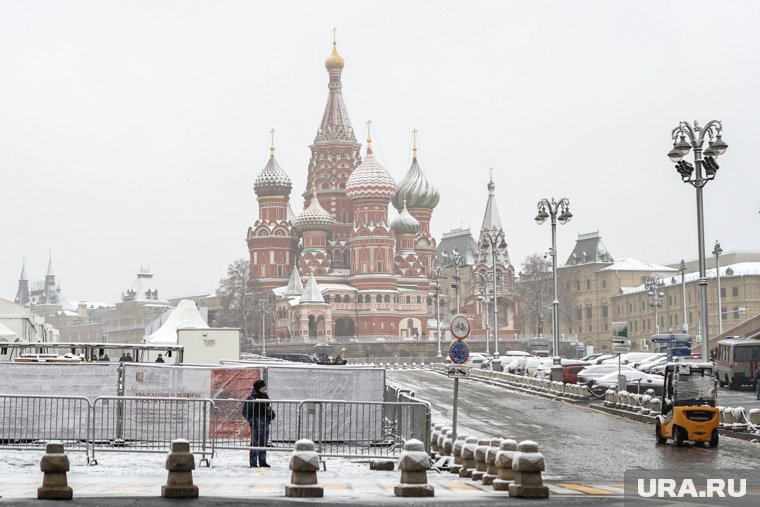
[516, 253, 576, 338]
[216, 258, 257, 338]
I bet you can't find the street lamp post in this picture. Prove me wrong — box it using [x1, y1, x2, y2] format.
[478, 272, 491, 354]
[679, 260, 688, 333]
[713, 241, 723, 335]
[444, 248, 466, 314]
[645, 275, 665, 334]
[535, 198, 572, 357]
[668, 120, 728, 359]
[431, 266, 445, 359]
[481, 230, 507, 358]
[259, 298, 268, 356]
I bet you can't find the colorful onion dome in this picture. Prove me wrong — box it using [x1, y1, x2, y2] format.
[325, 42, 345, 70]
[294, 188, 335, 232]
[254, 148, 292, 197]
[391, 200, 420, 235]
[391, 155, 439, 210]
[346, 139, 396, 201]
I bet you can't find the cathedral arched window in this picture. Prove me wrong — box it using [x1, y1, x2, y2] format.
[339, 183, 345, 189]
[321, 182, 330, 189]
[343, 295, 350, 304]
[405, 296, 411, 304]
[417, 295, 422, 304]
[335, 294, 342, 303]
[324, 295, 330, 303]
[376, 294, 382, 303]
[384, 295, 390, 303]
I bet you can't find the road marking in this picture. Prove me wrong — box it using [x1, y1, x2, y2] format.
[438, 480, 489, 492]
[557, 483, 621, 495]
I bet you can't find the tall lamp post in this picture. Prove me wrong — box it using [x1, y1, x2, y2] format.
[668, 120, 728, 359]
[444, 248, 467, 314]
[431, 266, 445, 359]
[679, 260, 688, 333]
[259, 298, 268, 356]
[712, 241, 723, 335]
[481, 231, 507, 357]
[478, 271, 491, 354]
[535, 198, 572, 357]
[645, 275, 665, 334]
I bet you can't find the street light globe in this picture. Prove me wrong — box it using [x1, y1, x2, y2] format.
[668, 144, 684, 162]
[675, 135, 692, 156]
[558, 209, 573, 225]
[535, 209, 549, 224]
[711, 135, 728, 156]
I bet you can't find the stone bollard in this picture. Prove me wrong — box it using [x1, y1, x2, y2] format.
[604, 389, 615, 407]
[394, 439, 434, 497]
[442, 429, 454, 459]
[749, 409, 760, 427]
[508, 440, 549, 498]
[38, 441, 73, 500]
[437, 427, 452, 458]
[430, 423, 443, 457]
[459, 436, 479, 478]
[471, 439, 490, 482]
[640, 394, 652, 415]
[733, 408, 747, 431]
[492, 439, 518, 491]
[482, 438, 502, 486]
[450, 434, 468, 475]
[285, 439, 324, 498]
[161, 439, 199, 498]
[722, 408, 736, 429]
[650, 397, 661, 414]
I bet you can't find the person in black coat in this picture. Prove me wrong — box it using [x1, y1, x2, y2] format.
[244, 379, 273, 467]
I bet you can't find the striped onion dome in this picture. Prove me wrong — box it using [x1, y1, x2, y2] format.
[346, 148, 396, 201]
[391, 200, 420, 235]
[391, 155, 439, 210]
[294, 189, 335, 232]
[254, 153, 292, 197]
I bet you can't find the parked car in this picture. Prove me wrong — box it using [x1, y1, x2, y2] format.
[465, 353, 492, 369]
[534, 359, 589, 379]
[592, 370, 664, 390]
[577, 364, 636, 384]
[581, 353, 606, 363]
[506, 356, 529, 375]
[636, 354, 667, 372]
[563, 365, 586, 384]
[525, 357, 552, 377]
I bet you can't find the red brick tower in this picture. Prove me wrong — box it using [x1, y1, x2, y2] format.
[304, 38, 362, 270]
[247, 142, 298, 291]
[345, 131, 397, 291]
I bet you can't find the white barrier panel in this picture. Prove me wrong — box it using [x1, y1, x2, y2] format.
[266, 365, 385, 402]
[0, 363, 119, 399]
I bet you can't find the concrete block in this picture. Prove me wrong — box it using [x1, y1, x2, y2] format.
[37, 441, 73, 500]
[161, 439, 198, 499]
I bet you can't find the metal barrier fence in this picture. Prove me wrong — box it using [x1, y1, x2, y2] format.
[1, 394, 431, 463]
[89, 396, 213, 465]
[0, 394, 90, 453]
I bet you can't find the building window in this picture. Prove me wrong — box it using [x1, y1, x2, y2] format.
[324, 295, 330, 303]
[668, 295, 672, 306]
[604, 323, 608, 331]
[376, 295, 382, 303]
[732, 287, 739, 297]
[586, 280, 591, 289]
[384, 295, 390, 303]
[576, 281, 580, 290]
[602, 280, 607, 289]
[417, 295, 422, 304]
[589, 325, 592, 332]
[602, 304, 608, 318]
[721, 307, 726, 321]
[576, 307, 582, 320]
[344, 295, 350, 304]
[720, 287, 726, 298]
[734, 307, 741, 319]
[689, 312, 692, 324]
[406, 296, 411, 304]
[586, 305, 592, 319]
[335, 294, 342, 303]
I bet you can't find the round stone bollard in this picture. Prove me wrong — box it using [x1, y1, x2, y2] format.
[459, 436, 479, 478]
[471, 439, 490, 482]
[394, 439, 434, 497]
[733, 408, 747, 431]
[450, 434, 468, 475]
[430, 423, 443, 456]
[482, 438, 502, 486]
[285, 439, 324, 498]
[442, 429, 454, 458]
[508, 440, 549, 498]
[640, 394, 652, 415]
[722, 408, 736, 429]
[604, 389, 615, 407]
[38, 441, 73, 500]
[650, 397, 661, 414]
[437, 427, 452, 457]
[492, 439, 518, 491]
[161, 439, 199, 498]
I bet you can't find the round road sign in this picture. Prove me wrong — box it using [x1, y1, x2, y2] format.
[449, 340, 470, 364]
[450, 314, 471, 341]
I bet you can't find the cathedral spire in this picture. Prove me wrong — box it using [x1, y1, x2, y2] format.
[19, 257, 27, 280]
[481, 169, 502, 232]
[315, 34, 356, 144]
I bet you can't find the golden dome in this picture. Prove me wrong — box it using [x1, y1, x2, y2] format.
[325, 43, 345, 70]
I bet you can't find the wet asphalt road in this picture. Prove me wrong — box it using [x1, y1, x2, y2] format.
[387, 370, 760, 483]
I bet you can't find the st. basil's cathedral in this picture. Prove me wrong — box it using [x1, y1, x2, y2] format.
[246, 39, 517, 342]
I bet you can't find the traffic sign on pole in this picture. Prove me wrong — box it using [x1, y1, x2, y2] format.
[447, 365, 469, 378]
[449, 341, 470, 364]
[450, 314, 471, 341]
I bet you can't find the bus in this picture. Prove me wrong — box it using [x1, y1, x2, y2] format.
[525, 337, 552, 357]
[713, 336, 760, 390]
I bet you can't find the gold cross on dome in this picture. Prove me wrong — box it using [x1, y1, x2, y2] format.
[412, 128, 418, 156]
[333, 27, 337, 45]
[270, 128, 275, 155]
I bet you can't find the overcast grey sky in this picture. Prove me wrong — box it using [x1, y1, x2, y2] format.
[1, 1, 758, 304]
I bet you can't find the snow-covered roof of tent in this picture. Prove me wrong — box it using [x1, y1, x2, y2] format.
[598, 258, 676, 272]
[144, 299, 209, 344]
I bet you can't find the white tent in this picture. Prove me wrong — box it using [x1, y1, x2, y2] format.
[0, 322, 18, 339]
[144, 299, 209, 344]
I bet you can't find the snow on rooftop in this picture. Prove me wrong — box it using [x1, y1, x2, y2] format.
[598, 258, 677, 272]
[619, 261, 760, 295]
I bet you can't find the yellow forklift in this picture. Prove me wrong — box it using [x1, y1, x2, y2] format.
[655, 362, 720, 447]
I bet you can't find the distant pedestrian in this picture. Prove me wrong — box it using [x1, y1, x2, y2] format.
[155, 354, 165, 363]
[243, 379, 274, 468]
[102, 354, 110, 362]
[119, 353, 127, 362]
[125, 353, 134, 362]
